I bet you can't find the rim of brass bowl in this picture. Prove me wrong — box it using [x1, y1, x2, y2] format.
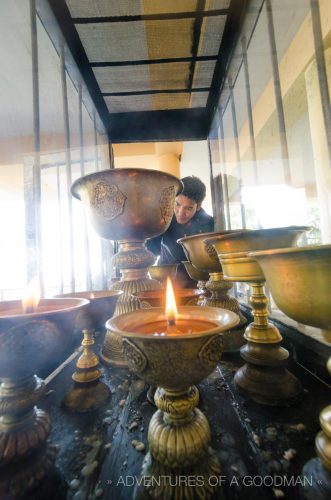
[132, 288, 204, 305]
[182, 261, 210, 281]
[248, 244, 331, 329]
[106, 306, 239, 340]
[71, 167, 182, 200]
[249, 243, 331, 259]
[54, 290, 123, 300]
[0, 297, 89, 319]
[205, 226, 310, 254]
[178, 230, 243, 273]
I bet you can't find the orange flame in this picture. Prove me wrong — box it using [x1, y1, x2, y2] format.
[90, 293, 95, 299]
[22, 276, 41, 313]
[165, 277, 178, 324]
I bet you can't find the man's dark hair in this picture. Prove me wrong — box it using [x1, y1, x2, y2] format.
[180, 176, 206, 205]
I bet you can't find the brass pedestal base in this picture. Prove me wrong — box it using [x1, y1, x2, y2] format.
[201, 272, 246, 352]
[230, 282, 302, 405]
[63, 330, 110, 412]
[134, 448, 222, 500]
[101, 242, 162, 367]
[0, 444, 58, 499]
[0, 376, 56, 497]
[135, 386, 222, 500]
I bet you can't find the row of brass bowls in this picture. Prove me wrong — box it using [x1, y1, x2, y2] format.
[205, 226, 309, 282]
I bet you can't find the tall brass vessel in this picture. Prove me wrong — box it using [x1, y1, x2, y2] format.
[71, 168, 182, 365]
[209, 226, 309, 405]
[0, 298, 88, 497]
[178, 231, 247, 352]
[107, 306, 239, 500]
[250, 244, 331, 497]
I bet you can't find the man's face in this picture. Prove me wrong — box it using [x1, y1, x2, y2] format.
[174, 194, 201, 225]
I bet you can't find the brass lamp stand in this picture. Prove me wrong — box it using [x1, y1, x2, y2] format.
[301, 355, 331, 499]
[107, 306, 239, 500]
[210, 226, 309, 405]
[235, 279, 301, 405]
[249, 244, 331, 496]
[63, 329, 110, 412]
[71, 168, 182, 366]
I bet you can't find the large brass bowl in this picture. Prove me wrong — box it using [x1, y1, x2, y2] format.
[250, 245, 331, 330]
[132, 288, 204, 308]
[0, 298, 89, 378]
[207, 226, 309, 282]
[107, 306, 239, 390]
[55, 290, 122, 331]
[71, 168, 182, 241]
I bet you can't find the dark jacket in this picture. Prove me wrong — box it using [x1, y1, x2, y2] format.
[147, 208, 214, 287]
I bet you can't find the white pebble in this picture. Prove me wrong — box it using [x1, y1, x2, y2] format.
[272, 488, 285, 498]
[135, 442, 145, 452]
[81, 461, 98, 477]
[69, 479, 80, 489]
[129, 421, 138, 431]
[283, 448, 296, 461]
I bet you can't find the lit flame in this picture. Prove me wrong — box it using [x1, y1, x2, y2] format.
[22, 276, 41, 313]
[165, 277, 178, 324]
[90, 293, 95, 299]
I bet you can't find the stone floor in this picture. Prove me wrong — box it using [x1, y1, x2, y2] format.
[23, 328, 331, 500]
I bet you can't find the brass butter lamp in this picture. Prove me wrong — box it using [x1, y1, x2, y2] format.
[0, 291, 88, 497]
[107, 279, 239, 500]
[71, 168, 182, 366]
[178, 231, 247, 352]
[55, 290, 122, 412]
[250, 244, 331, 497]
[208, 226, 309, 406]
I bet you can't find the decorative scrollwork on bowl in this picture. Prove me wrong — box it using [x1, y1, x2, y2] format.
[159, 186, 176, 225]
[122, 338, 147, 374]
[92, 181, 126, 221]
[198, 335, 223, 368]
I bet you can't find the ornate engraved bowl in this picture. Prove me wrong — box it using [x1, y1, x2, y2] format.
[208, 226, 309, 282]
[106, 306, 239, 390]
[249, 244, 331, 330]
[0, 298, 89, 379]
[71, 168, 182, 241]
[55, 290, 122, 331]
[132, 288, 204, 308]
[148, 264, 178, 284]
